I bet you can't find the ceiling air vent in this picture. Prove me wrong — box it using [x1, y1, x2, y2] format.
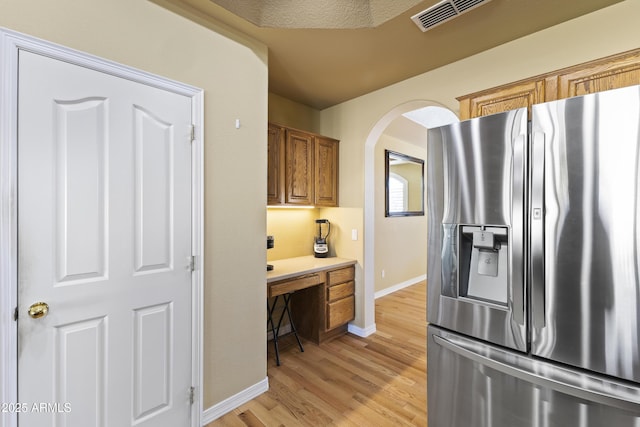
[411, 0, 492, 32]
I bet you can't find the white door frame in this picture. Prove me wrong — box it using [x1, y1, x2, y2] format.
[0, 28, 204, 427]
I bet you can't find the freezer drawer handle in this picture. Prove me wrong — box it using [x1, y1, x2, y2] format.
[433, 334, 640, 412]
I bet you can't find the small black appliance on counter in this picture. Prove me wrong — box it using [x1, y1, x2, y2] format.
[313, 219, 330, 258]
[267, 235, 274, 271]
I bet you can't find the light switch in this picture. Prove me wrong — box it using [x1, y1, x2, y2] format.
[351, 229, 358, 240]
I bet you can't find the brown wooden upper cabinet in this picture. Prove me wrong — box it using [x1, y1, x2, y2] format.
[457, 48, 640, 120]
[268, 123, 339, 207]
[267, 123, 286, 205]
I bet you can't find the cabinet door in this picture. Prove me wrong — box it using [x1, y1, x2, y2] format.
[326, 295, 355, 330]
[285, 129, 314, 205]
[458, 48, 640, 120]
[551, 49, 640, 100]
[458, 79, 545, 120]
[267, 123, 285, 205]
[327, 266, 355, 285]
[314, 136, 339, 207]
[327, 281, 355, 302]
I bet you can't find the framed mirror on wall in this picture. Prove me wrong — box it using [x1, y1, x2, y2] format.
[385, 150, 425, 217]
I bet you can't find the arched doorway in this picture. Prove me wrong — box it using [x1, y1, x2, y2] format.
[362, 101, 458, 332]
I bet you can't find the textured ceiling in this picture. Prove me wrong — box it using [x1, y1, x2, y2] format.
[163, 0, 623, 110]
[209, 0, 426, 28]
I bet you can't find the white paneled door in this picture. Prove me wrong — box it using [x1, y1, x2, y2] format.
[17, 50, 193, 426]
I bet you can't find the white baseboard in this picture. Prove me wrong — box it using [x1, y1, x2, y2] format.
[374, 274, 426, 299]
[348, 322, 376, 337]
[347, 276, 425, 341]
[201, 377, 269, 425]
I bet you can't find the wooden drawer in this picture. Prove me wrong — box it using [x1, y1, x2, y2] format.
[327, 266, 354, 286]
[326, 295, 355, 330]
[269, 273, 322, 298]
[327, 280, 354, 302]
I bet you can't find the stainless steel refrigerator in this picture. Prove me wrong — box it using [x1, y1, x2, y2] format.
[427, 84, 640, 426]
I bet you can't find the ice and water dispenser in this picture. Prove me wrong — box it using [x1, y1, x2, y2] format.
[457, 225, 509, 305]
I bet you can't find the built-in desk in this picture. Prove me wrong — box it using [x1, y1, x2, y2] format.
[267, 256, 356, 346]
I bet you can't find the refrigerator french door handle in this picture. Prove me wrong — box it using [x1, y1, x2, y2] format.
[530, 131, 545, 328]
[511, 132, 527, 326]
[433, 334, 640, 412]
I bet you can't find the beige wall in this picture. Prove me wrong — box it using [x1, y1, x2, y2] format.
[375, 134, 427, 292]
[266, 207, 362, 261]
[268, 92, 320, 133]
[266, 208, 317, 260]
[1, 0, 269, 410]
[320, 0, 640, 330]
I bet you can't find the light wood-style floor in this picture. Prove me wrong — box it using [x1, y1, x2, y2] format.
[207, 280, 427, 426]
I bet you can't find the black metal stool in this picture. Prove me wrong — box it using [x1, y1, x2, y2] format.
[267, 293, 304, 366]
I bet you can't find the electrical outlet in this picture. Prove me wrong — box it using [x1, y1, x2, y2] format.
[381, 269, 385, 278]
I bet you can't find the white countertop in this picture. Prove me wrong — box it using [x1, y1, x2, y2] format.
[267, 255, 356, 283]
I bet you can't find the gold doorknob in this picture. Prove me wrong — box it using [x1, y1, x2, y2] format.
[28, 302, 49, 319]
